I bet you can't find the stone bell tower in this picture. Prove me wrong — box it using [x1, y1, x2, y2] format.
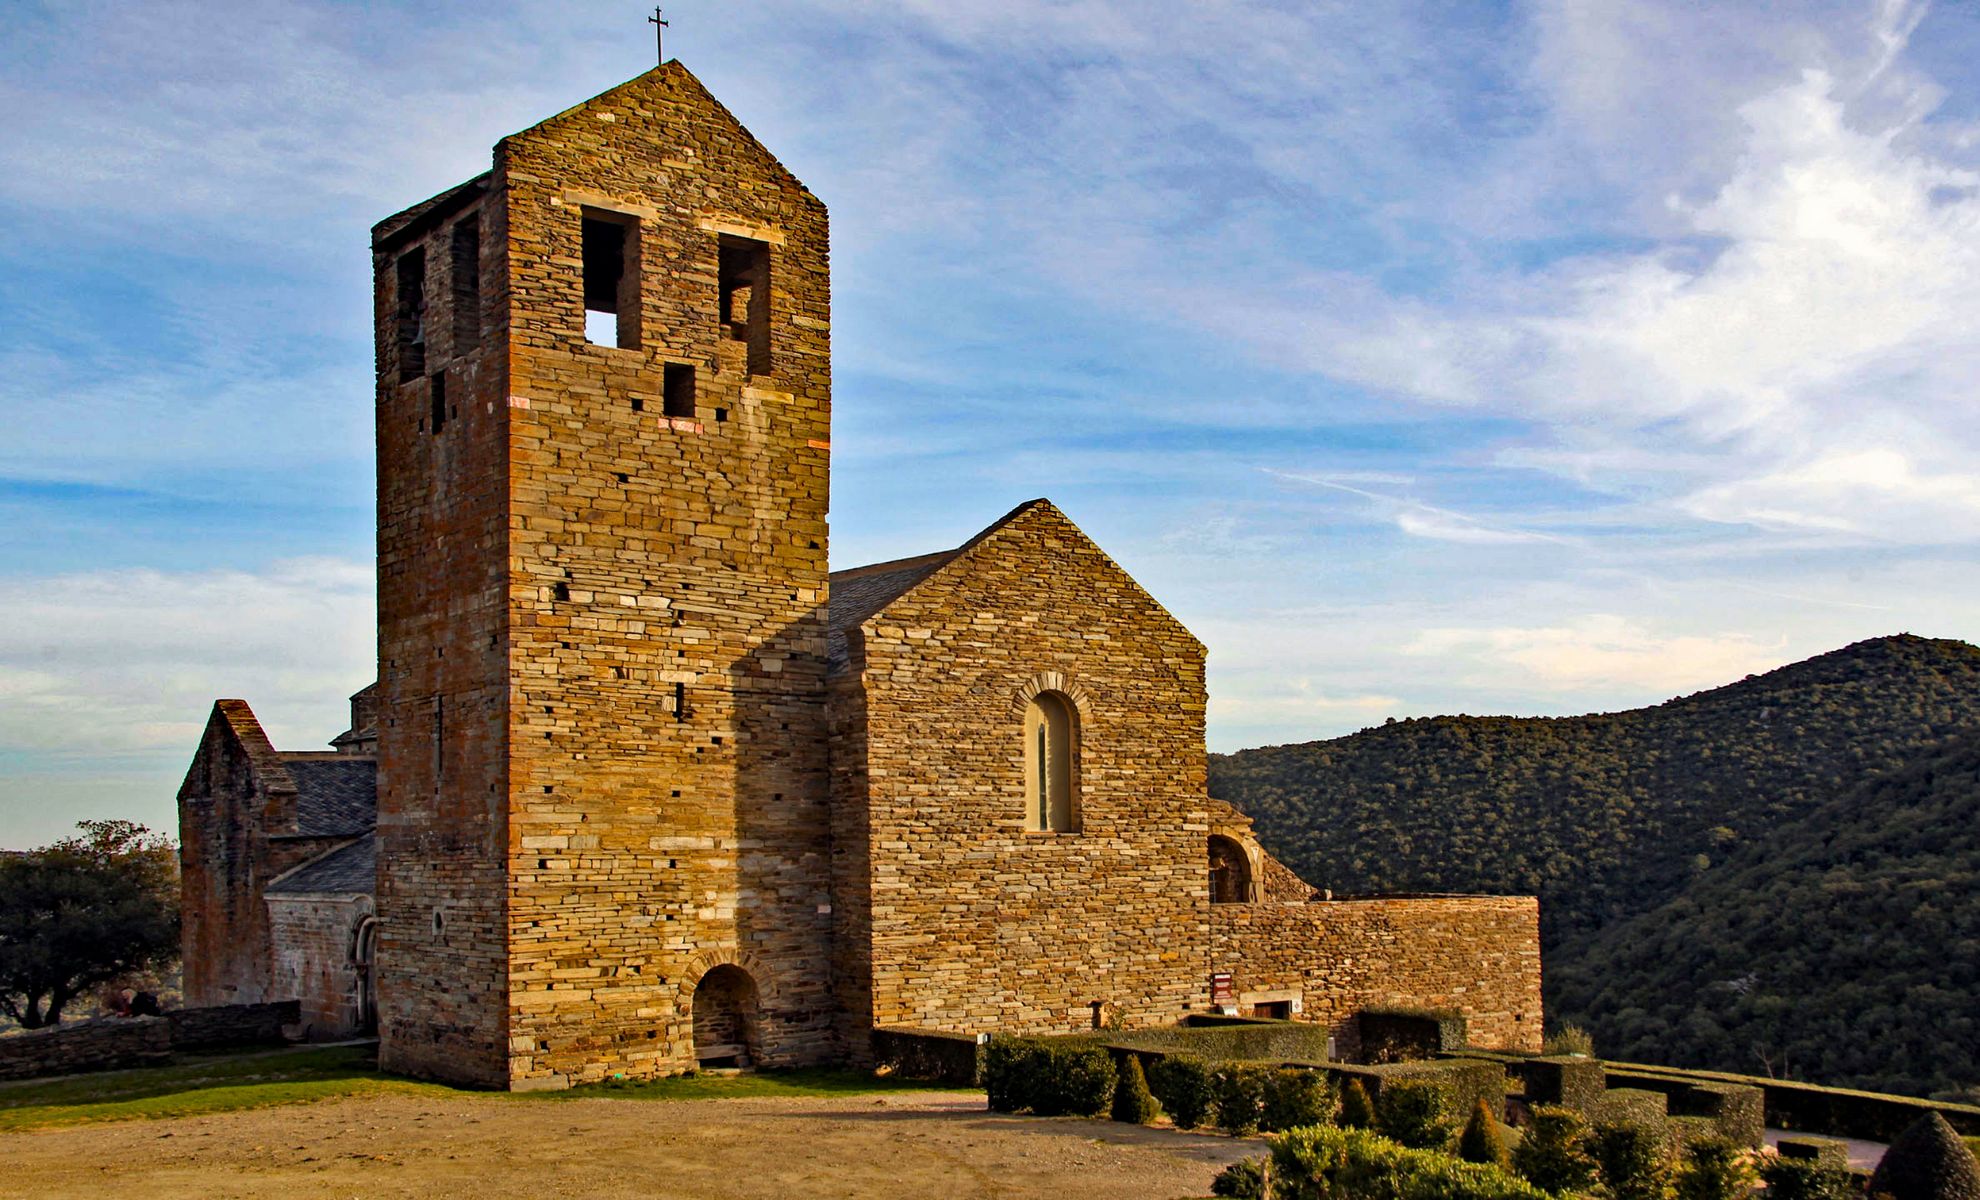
[369, 63, 833, 1089]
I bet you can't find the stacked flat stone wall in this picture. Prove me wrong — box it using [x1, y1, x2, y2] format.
[165, 1000, 301, 1051]
[1211, 895, 1542, 1057]
[375, 63, 836, 1089]
[268, 894, 372, 1038]
[0, 1017, 171, 1081]
[835, 502, 1212, 1039]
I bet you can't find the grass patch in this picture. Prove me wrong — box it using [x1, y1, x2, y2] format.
[0, 1045, 457, 1132]
[0, 1046, 976, 1131]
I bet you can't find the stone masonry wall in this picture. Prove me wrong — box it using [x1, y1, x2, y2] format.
[268, 894, 374, 1039]
[494, 64, 834, 1087]
[836, 501, 1213, 1041]
[373, 172, 512, 1086]
[1210, 895, 1543, 1058]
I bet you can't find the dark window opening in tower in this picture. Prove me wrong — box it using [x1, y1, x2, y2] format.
[582, 213, 640, 349]
[396, 249, 427, 382]
[451, 219, 481, 354]
[717, 236, 772, 377]
[429, 372, 447, 435]
[664, 362, 696, 418]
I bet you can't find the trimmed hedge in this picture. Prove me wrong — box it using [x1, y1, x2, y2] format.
[1674, 1136, 1754, 1200]
[1867, 1112, 1980, 1200]
[1760, 1153, 1854, 1200]
[1214, 1063, 1273, 1136]
[1377, 1076, 1457, 1151]
[1512, 1104, 1598, 1194]
[1212, 1156, 1267, 1199]
[1359, 1007, 1467, 1064]
[1111, 1053, 1159, 1124]
[1458, 1098, 1510, 1169]
[1592, 1117, 1673, 1200]
[1149, 1053, 1216, 1131]
[983, 1037, 1114, 1116]
[1264, 1068, 1336, 1133]
[1272, 1125, 1555, 1200]
[1340, 1078, 1377, 1129]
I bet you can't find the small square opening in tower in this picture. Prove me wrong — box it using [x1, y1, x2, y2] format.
[395, 248, 427, 383]
[582, 211, 641, 350]
[663, 363, 695, 418]
[717, 235, 771, 377]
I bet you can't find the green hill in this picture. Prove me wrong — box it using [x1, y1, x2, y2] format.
[1207, 634, 1980, 1095]
[1550, 727, 1980, 1098]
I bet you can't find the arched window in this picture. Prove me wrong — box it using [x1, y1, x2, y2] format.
[1022, 691, 1077, 833]
[1209, 835, 1252, 904]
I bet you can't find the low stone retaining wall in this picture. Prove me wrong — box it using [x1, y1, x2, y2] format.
[166, 1000, 300, 1051]
[0, 1016, 171, 1081]
[0, 999, 302, 1083]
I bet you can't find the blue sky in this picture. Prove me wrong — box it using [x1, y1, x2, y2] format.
[4, 0, 1979, 847]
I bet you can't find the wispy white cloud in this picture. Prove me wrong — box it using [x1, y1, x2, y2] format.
[1405, 616, 1788, 695]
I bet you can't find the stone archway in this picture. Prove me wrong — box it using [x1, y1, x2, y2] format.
[352, 917, 379, 1035]
[1209, 834, 1254, 904]
[691, 964, 762, 1069]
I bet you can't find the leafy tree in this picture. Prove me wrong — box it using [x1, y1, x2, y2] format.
[0, 821, 178, 1028]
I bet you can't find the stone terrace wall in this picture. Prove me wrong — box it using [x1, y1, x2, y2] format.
[166, 1000, 300, 1051]
[0, 1017, 171, 1081]
[1211, 895, 1542, 1058]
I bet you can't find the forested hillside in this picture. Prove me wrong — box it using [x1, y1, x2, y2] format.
[1207, 634, 1980, 1096]
[1550, 728, 1980, 1098]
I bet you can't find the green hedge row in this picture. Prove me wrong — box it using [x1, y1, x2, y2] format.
[1269, 1125, 1554, 1200]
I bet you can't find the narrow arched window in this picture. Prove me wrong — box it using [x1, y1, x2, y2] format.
[1022, 691, 1077, 833]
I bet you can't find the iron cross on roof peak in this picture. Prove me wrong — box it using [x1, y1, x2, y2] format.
[649, 7, 669, 65]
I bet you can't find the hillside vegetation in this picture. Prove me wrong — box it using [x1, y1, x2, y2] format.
[1551, 728, 1980, 1098]
[1208, 634, 1980, 1096]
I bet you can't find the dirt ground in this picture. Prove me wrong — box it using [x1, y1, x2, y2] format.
[0, 1089, 1260, 1199]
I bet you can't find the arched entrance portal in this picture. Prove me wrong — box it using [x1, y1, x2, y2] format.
[691, 964, 761, 1069]
[352, 917, 379, 1035]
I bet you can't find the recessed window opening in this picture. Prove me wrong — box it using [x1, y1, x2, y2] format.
[717, 235, 771, 376]
[395, 249, 426, 382]
[582, 212, 641, 349]
[1209, 835, 1253, 904]
[663, 363, 696, 418]
[429, 372, 447, 434]
[1022, 691, 1077, 833]
[431, 694, 444, 789]
[451, 220, 481, 354]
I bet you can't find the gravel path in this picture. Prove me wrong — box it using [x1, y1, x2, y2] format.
[0, 1090, 1260, 1199]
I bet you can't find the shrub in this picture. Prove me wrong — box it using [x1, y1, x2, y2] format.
[983, 1038, 1113, 1116]
[1214, 1063, 1272, 1136]
[1458, 1098, 1510, 1169]
[1512, 1104, 1598, 1194]
[1593, 1118, 1673, 1200]
[1272, 1125, 1554, 1200]
[1674, 1136, 1754, 1200]
[985, 1036, 1044, 1113]
[1377, 1077, 1458, 1151]
[1111, 1053, 1159, 1125]
[1149, 1054, 1216, 1131]
[1339, 1078, 1377, 1129]
[1264, 1068, 1336, 1133]
[1867, 1111, 1980, 1200]
[1761, 1155, 1854, 1200]
[1212, 1156, 1267, 1199]
[1542, 1022, 1595, 1057]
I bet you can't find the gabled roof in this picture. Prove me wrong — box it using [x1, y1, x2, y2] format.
[826, 551, 958, 672]
[826, 498, 1200, 675]
[180, 699, 295, 802]
[277, 755, 377, 839]
[372, 172, 491, 253]
[265, 833, 375, 898]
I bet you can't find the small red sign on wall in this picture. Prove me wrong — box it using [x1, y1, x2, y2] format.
[1210, 972, 1233, 1003]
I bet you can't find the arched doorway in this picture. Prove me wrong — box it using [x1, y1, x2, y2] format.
[691, 964, 761, 1069]
[352, 917, 379, 1035]
[1208, 835, 1253, 904]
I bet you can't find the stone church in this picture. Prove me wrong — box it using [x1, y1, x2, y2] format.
[177, 62, 1542, 1090]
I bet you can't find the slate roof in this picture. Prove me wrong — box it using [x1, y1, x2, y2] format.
[278, 755, 377, 838]
[265, 833, 375, 897]
[826, 551, 957, 673]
